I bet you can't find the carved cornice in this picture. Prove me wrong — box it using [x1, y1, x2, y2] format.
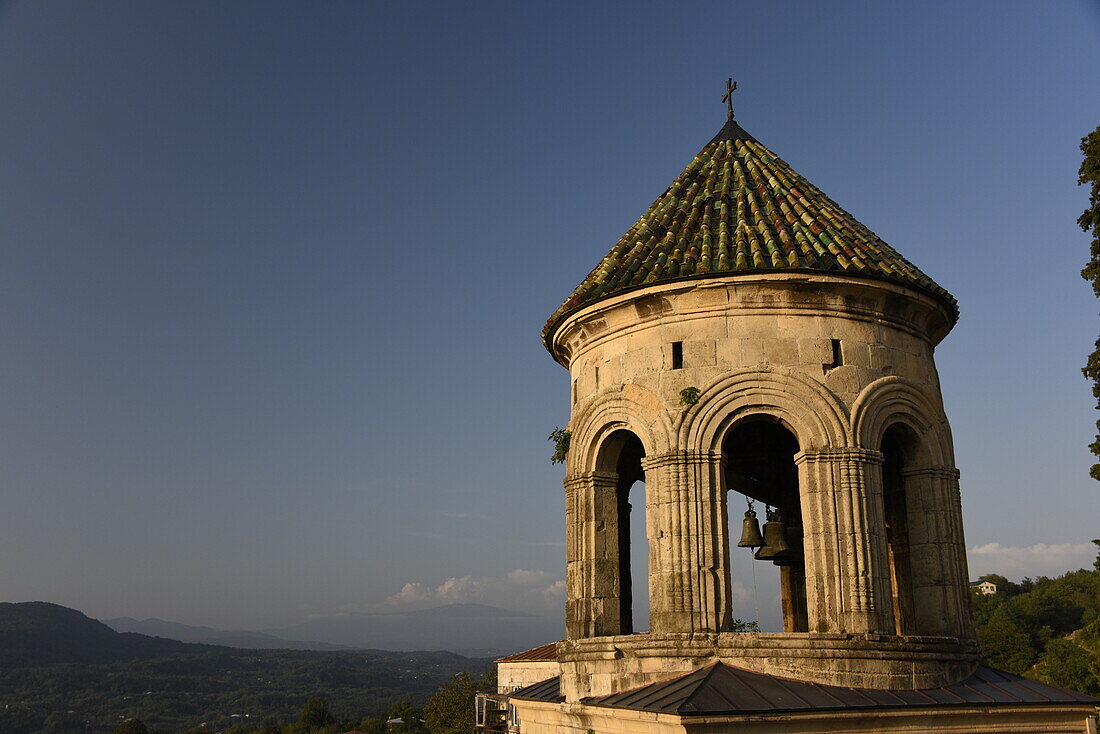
[901, 466, 961, 480]
[794, 447, 884, 466]
[563, 472, 619, 491]
[547, 273, 955, 367]
[641, 450, 725, 471]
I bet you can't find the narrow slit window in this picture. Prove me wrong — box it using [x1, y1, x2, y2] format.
[672, 341, 684, 370]
[830, 339, 843, 367]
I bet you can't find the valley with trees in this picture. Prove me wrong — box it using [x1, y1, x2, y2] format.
[0, 603, 492, 733]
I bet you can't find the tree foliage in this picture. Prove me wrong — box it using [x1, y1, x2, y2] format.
[1034, 638, 1100, 696]
[356, 717, 388, 734]
[113, 720, 149, 734]
[1078, 124, 1100, 479]
[977, 613, 1038, 673]
[971, 542, 1100, 695]
[423, 673, 475, 734]
[549, 427, 571, 464]
[298, 698, 333, 728]
[386, 700, 426, 733]
[422, 669, 495, 734]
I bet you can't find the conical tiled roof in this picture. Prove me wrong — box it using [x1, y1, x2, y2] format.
[543, 118, 957, 342]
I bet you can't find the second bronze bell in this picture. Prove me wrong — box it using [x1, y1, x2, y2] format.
[773, 521, 803, 566]
[754, 509, 792, 561]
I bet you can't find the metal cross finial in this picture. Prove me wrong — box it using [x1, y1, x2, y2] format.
[722, 77, 737, 121]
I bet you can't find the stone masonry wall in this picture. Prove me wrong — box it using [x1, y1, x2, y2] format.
[547, 273, 975, 695]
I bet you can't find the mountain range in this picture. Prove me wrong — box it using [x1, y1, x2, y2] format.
[0, 601, 209, 666]
[264, 602, 556, 653]
[104, 616, 348, 650]
[105, 602, 560, 655]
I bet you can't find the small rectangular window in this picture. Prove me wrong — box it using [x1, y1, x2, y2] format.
[672, 341, 683, 369]
[831, 339, 843, 367]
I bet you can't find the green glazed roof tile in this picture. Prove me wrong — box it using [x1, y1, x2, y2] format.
[543, 118, 957, 343]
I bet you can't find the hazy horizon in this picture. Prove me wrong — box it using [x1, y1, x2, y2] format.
[1, 0, 1099, 633]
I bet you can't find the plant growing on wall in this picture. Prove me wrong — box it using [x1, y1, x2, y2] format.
[679, 386, 701, 406]
[549, 427, 571, 464]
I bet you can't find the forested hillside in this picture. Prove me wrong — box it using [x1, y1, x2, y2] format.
[0, 603, 216, 666]
[972, 540, 1100, 696]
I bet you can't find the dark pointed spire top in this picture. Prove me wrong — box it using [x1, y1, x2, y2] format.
[722, 77, 737, 121]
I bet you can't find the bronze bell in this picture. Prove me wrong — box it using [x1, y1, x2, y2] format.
[772, 521, 803, 566]
[786, 521, 803, 550]
[737, 508, 764, 548]
[754, 510, 791, 561]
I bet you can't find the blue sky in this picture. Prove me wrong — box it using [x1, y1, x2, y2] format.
[0, 0, 1097, 631]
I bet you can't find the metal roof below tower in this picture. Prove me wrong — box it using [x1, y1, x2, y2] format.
[495, 641, 560, 663]
[581, 663, 1100, 715]
[511, 664, 1100, 716]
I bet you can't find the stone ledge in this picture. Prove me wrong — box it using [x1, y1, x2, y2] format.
[559, 632, 979, 698]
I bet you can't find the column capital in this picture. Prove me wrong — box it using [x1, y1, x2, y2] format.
[563, 471, 618, 491]
[641, 450, 725, 471]
[901, 466, 961, 480]
[794, 447, 884, 466]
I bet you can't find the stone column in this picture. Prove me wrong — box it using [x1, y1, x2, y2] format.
[945, 469, 975, 638]
[642, 451, 730, 634]
[796, 448, 894, 634]
[564, 472, 623, 639]
[903, 466, 972, 638]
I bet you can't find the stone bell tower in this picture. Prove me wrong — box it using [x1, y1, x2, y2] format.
[542, 101, 977, 699]
[500, 89, 1100, 734]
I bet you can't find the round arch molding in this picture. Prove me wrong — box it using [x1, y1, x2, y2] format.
[680, 367, 851, 454]
[850, 376, 953, 465]
[568, 386, 673, 475]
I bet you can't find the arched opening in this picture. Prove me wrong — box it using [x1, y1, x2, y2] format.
[595, 429, 647, 634]
[881, 423, 919, 635]
[723, 418, 807, 633]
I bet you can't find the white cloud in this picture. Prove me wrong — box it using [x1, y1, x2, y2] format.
[729, 580, 759, 624]
[383, 569, 565, 614]
[541, 579, 566, 597]
[388, 582, 434, 604]
[506, 569, 556, 586]
[967, 542, 1096, 580]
